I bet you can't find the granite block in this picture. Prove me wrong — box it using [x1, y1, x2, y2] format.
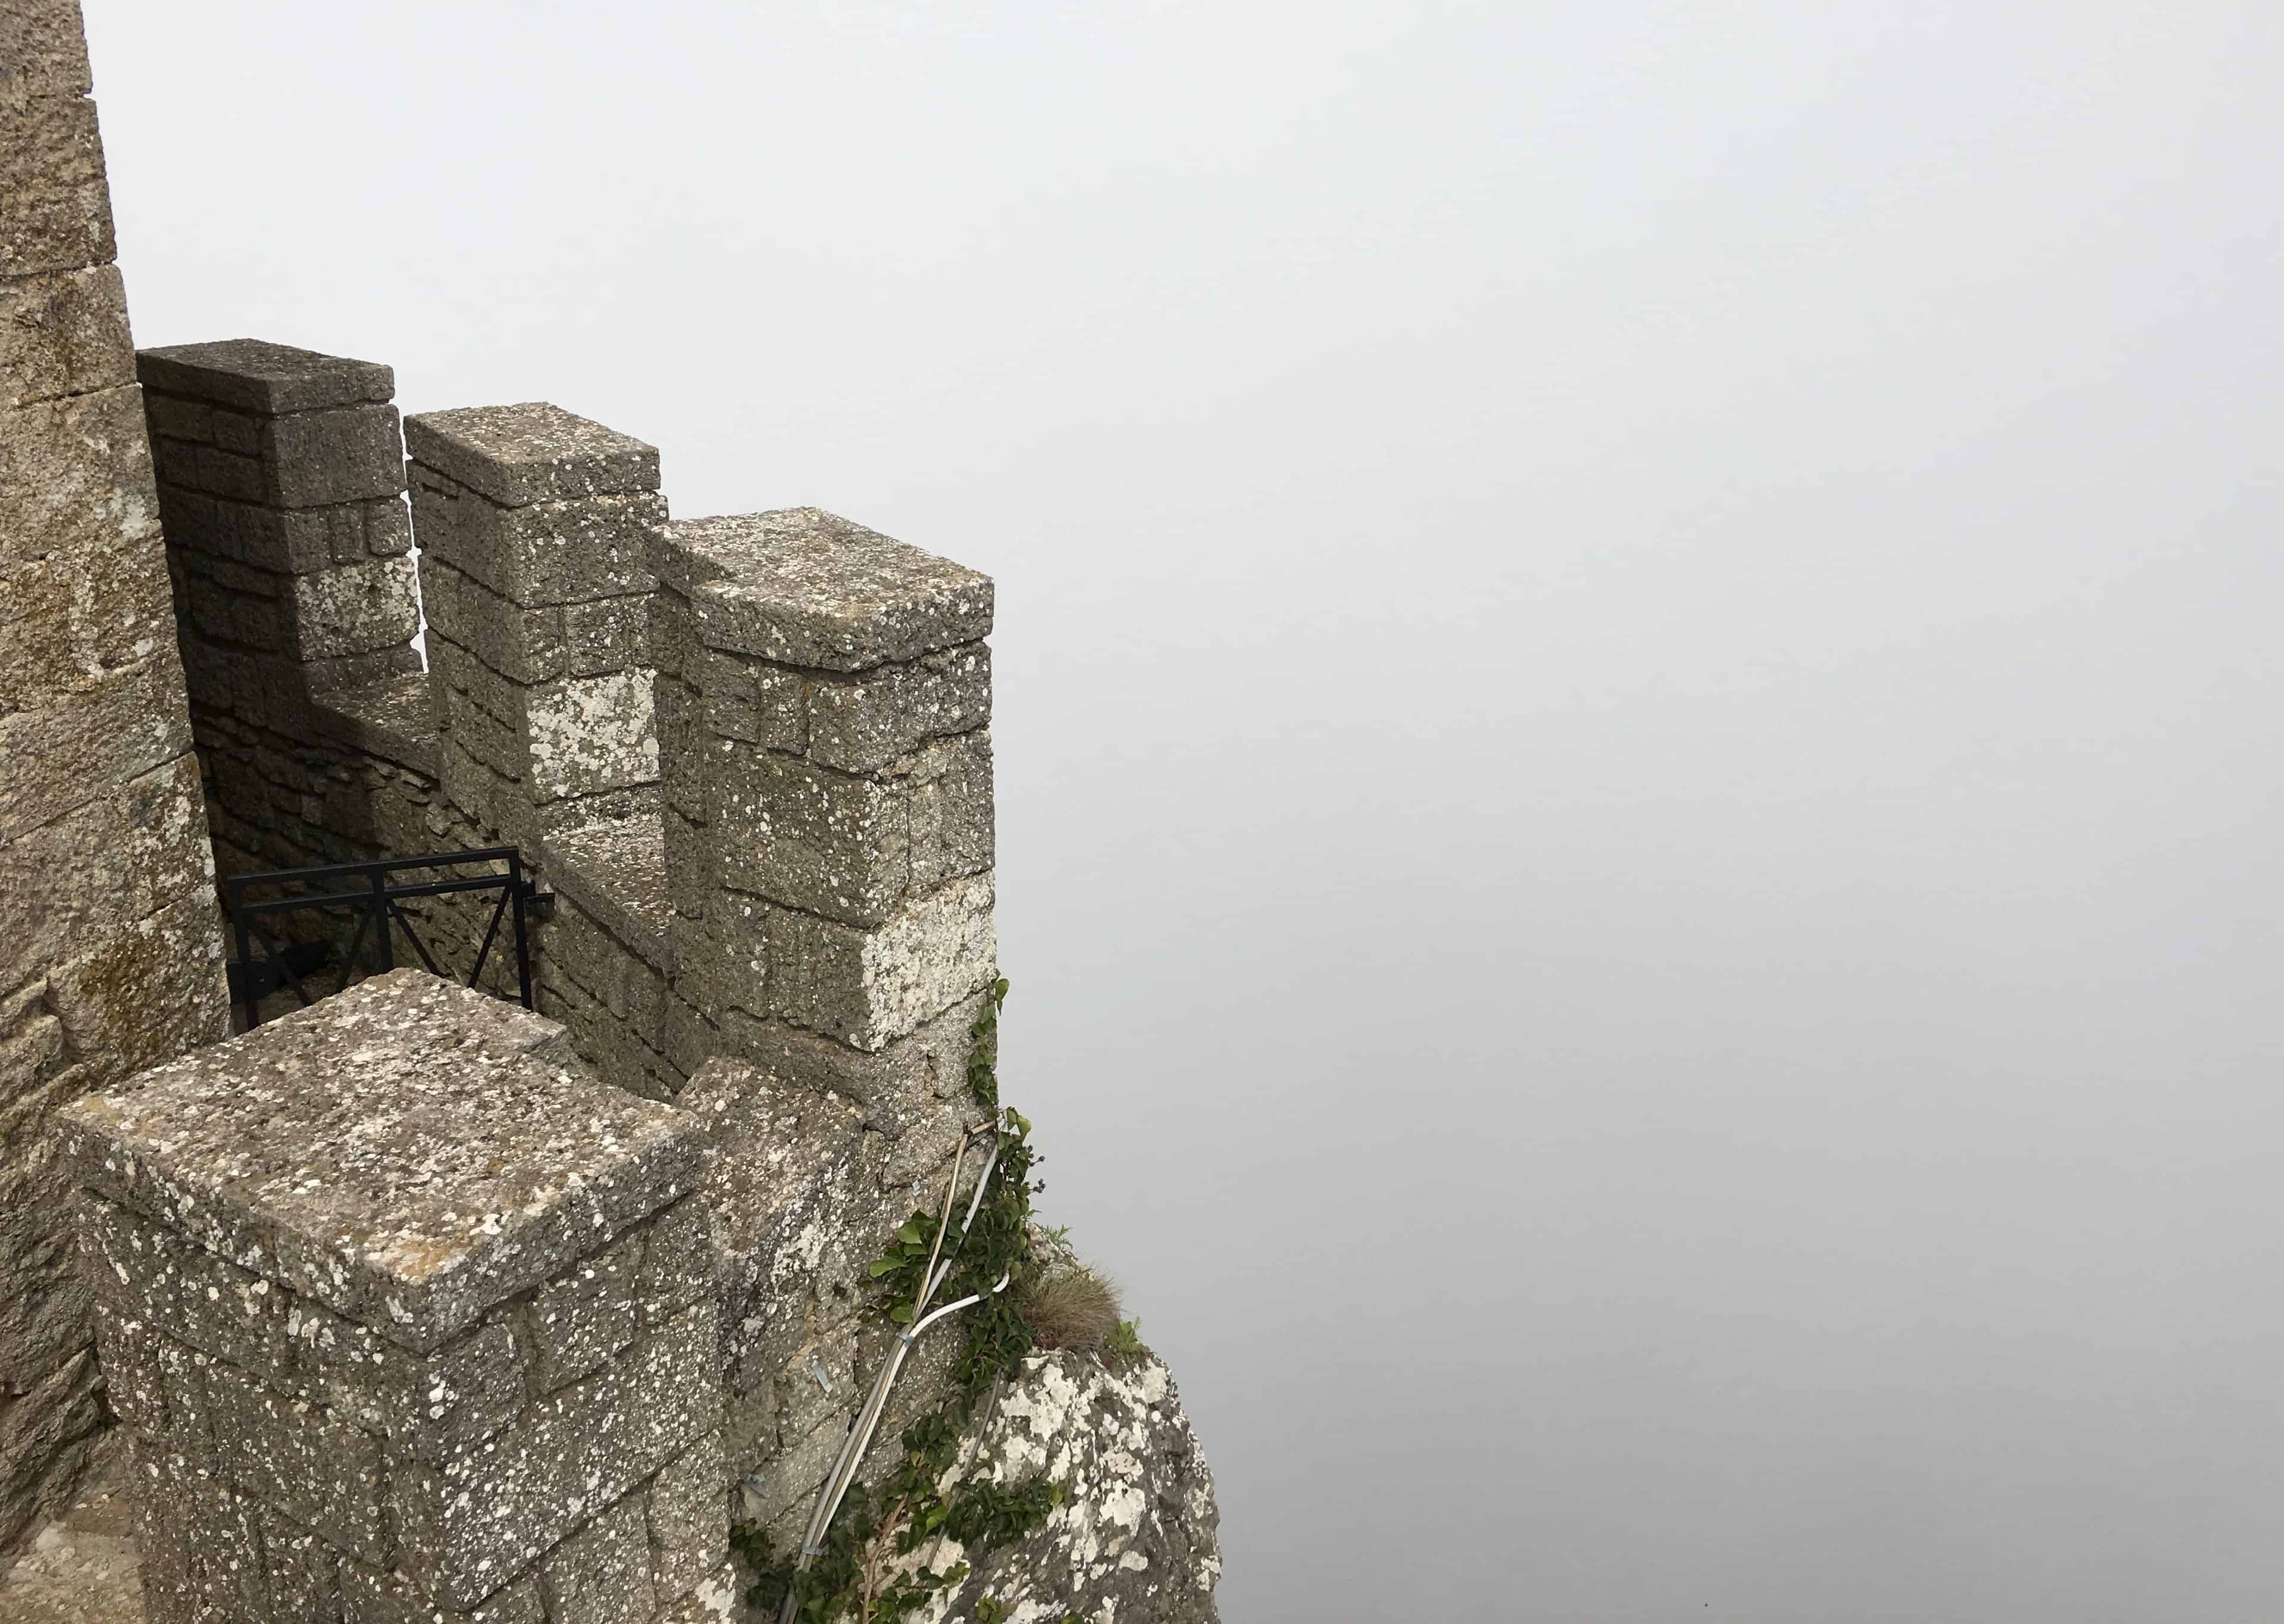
[404, 403, 658, 509]
[656, 508, 991, 672]
[55, 972, 701, 1354]
[137, 340, 394, 415]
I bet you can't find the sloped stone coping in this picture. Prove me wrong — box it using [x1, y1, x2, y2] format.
[541, 812, 674, 975]
[52, 970, 703, 1353]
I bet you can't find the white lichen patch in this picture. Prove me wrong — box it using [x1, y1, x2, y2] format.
[896, 1349, 1220, 1624]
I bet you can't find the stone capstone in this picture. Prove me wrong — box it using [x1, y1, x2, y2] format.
[54, 969, 702, 1354]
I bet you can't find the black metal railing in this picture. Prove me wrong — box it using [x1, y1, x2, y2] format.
[223, 848, 546, 1028]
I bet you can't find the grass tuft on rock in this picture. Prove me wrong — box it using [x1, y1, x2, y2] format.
[1019, 1264, 1124, 1354]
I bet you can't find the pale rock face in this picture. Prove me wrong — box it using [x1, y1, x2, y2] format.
[856, 1350, 1222, 1624]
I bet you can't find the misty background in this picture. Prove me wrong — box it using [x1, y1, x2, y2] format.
[83, 2, 2284, 1617]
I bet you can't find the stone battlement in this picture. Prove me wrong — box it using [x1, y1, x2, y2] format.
[0, 4, 1219, 1617]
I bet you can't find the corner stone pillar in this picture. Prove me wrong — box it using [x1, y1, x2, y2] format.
[650, 508, 997, 1129]
[56, 969, 736, 1624]
[137, 340, 423, 710]
[405, 404, 664, 854]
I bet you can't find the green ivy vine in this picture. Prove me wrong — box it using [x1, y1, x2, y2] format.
[733, 977, 1066, 1623]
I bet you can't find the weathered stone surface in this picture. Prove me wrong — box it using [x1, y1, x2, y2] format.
[136, 340, 393, 416]
[340, 1559, 543, 1623]
[0, 752, 211, 994]
[535, 1491, 652, 1624]
[697, 649, 805, 755]
[0, 651, 192, 843]
[540, 815, 673, 976]
[45, 893, 227, 1085]
[703, 731, 991, 930]
[405, 404, 658, 510]
[287, 555, 421, 659]
[2, 11, 227, 1568]
[0, 89, 111, 277]
[255, 403, 405, 508]
[800, 643, 991, 775]
[79, 1198, 527, 1466]
[0, 1349, 105, 1575]
[735, 1409, 844, 1539]
[878, 1352, 1222, 1624]
[55, 971, 701, 1354]
[0, 264, 133, 408]
[420, 560, 556, 683]
[675, 1059, 906, 1409]
[644, 1429, 727, 1606]
[651, 1561, 741, 1623]
[0, 1436, 143, 1624]
[310, 672, 443, 777]
[0, 384, 170, 709]
[408, 468, 661, 606]
[190, 1349, 389, 1562]
[0, 0, 95, 107]
[714, 993, 991, 1128]
[390, 1302, 719, 1609]
[525, 667, 657, 802]
[513, 1223, 643, 1395]
[656, 509, 992, 674]
[725, 874, 997, 1054]
[154, 486, 410, 575]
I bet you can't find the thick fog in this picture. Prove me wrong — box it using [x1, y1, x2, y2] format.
[85, 2, 2284, 1617]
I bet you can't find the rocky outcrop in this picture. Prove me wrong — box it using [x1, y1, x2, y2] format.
[902, 1350, 1222, 1624]
[731, 1345, 1222, 1624]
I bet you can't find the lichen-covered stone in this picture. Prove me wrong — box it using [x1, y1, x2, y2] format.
[55, 971, 700, 1354]
[136, 340, 394, 416]
[536, 1490, 653, 1624]
[674, 1059, 889, 1409]
[342, 1558, 545, 1623]
[44, 893, 227, 1084]
[655, 510, 991, 674]
[155, 486, 411, 576]
[646, 1429, 728, 1606]
[288, 556, 422, 659]
[405, 404, 659, 510]
[0, 89, 112, 277]
[0, 651, 193, 844]
[514, 1222, 643, 1395]
[258, 403, 406, 508]
[729, 875, 997, 1054]
[390, 1302, 720, 1609]
[0, 752, 211, 995]
[540, 816, 673, 980]
[407, 468, 661, 608]
[0, 0, 95, 106]
[525, 668, 658, 802]
[893, 1352, 1222, 1624]
[80, 1194, 527, 1466]
[714, 991, 993, 1131]
[800, 643, 992, 776]
[0, 264, 133, 409]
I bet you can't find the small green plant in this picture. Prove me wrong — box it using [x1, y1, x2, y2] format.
[1104, 1318, 1145, 1369]
[738, 979, 1064, 1623]
[966, 977, 1009, 1108]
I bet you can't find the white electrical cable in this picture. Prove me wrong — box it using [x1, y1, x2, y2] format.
[776, 1124, 1013, 1624]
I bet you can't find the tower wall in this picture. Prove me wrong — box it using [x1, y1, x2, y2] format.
[0, 0, 229, 1560]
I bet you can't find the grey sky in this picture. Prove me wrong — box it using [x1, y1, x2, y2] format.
[86, 2, 2284, 1617]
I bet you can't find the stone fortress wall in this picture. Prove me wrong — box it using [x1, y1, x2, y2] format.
[1, 0, 230, 1568]
[2, 2, 1218, 1617]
